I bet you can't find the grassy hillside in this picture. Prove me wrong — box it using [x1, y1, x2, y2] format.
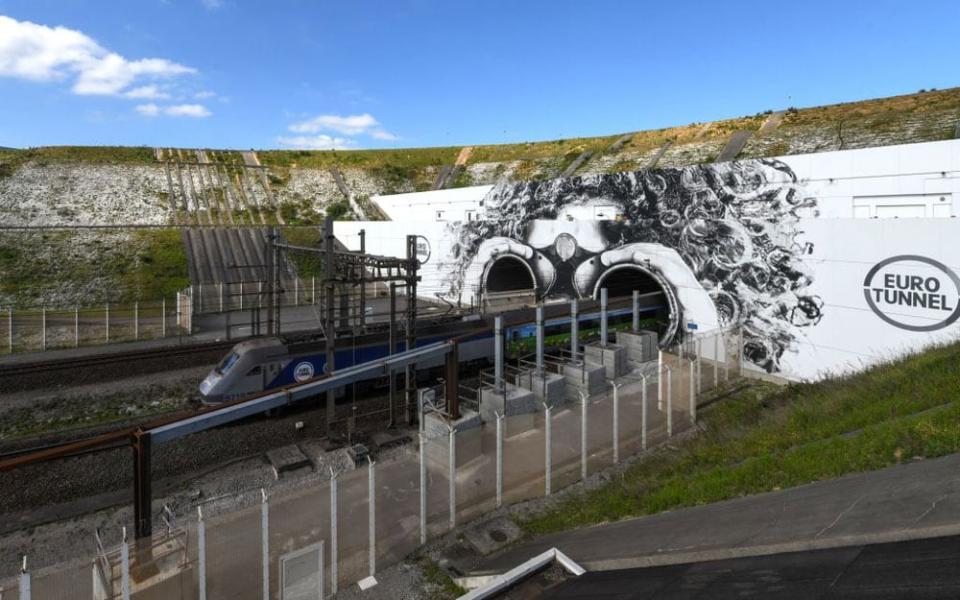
[523, 340, 960, 535]
[1, 87, 957, 308]
[0, 228, 188, 306]
[261, 86, 960, 181]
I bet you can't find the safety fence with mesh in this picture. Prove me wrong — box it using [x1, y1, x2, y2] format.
[0, 325, 745, 600]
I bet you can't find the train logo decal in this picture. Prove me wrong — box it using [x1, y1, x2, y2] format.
[293, 361, 315, 382]
[863, 255, 960, 332]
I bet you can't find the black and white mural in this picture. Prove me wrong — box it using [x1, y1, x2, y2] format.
[441, 159, 823, 372]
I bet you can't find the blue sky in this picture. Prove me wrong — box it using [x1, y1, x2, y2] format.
[0, 0, 958, 150]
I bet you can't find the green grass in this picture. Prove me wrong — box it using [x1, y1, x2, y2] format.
[417, 558, 466, 600]
[283, 226, 326, 278]
[507, 319, 659, 356]
[522, 340, 960, 535]
[123, 229, 190, 299]
[259, 146, 460, 170]
[0, 146, 154, 169]
[0, 228, 188, 307]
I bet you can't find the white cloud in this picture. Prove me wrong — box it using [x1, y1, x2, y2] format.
[135, 103, 160, 116]
[135, 103, 211, 118]
[370, 129, 399, 141]
[193, 90, 216, 99]
[288, 113, 384, 136]
[124, 85, 169, 100]
[276, 135, 355, 150]
[284, 112, 398, 146]
[201, 0, 224, 9]
[164, 103, 211, 117]
[0, 15, 196, 97]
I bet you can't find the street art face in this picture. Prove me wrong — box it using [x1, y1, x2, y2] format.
[441, 158, 823, 373]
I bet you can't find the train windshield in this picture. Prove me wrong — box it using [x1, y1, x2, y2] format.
[215, 352, 241, 375]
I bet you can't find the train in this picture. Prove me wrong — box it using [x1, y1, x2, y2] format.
[199, 298, 664, 403]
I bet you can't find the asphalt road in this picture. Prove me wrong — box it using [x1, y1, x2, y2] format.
[545, 534, 960, 599]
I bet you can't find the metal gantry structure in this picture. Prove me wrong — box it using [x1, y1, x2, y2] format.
[257, 218, 424, 431]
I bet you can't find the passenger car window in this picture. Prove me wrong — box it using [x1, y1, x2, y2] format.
[216, 352, 240, 375]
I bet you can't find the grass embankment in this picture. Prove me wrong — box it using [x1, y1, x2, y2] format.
[523, 340, 960, 535]
[0, 146, 155, 177]
[0, 228, 188, 307]
[260, 147, 461, 193]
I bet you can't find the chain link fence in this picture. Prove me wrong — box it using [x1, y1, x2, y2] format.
[1, 325, 746, 599]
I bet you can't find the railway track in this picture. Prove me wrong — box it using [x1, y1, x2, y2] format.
[0, 340, 237, 393]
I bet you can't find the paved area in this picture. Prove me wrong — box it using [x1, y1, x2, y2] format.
[478, 452, 960, 575]
[545, 534, 960, 599]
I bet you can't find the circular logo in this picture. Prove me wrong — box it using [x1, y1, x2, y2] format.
[415, 236, 431, 264]
[862, 255, 960, 332]
[293, 361, 315, 383]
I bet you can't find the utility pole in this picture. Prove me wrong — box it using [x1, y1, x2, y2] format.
[389, 282, 397, 428]
[265, 229, 275, 336]
[405, 235, 419, 425]
[324, 218, 337, 433]
[359, 229, 367, 331]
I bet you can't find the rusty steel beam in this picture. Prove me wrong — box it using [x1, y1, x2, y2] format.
[0, 428, 131, 472]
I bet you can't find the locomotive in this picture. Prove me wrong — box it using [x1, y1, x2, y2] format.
[199, 299, 660, 403]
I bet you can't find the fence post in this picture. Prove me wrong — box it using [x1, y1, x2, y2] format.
[120, 528, 130, 600]
[7, 308, 12, 354]
[162, 298, 166, 338]
[260, 489, 269, 600]
[105, 303, 110, 343]
[665, 365, 673, 438]
[448, 425, 457, 530]
[610, 382, 619, 464]
[197, 507, 207, 600]
[330, 468, 339, 594]
[41, 307, 46, 351]
[641, 373, 648, 451]
[219, 283, 224, 313]
[419, 432, 427, 545]
[632, 289, 639, 332]
[134, 302, 139, 341]
[75, 306, 79, 348]
[239, 281, 244, 312]
[368, 457, 376, 577]
[689, 358, 696, 424]
[495, 411, 504, 508]
[710, 333, 717, 387]
[311, 276, 316, 305]
[570, 299, 578, 359]
[18, 556, 30, 600]
[693, 339, 703, 396]
[544, 403, 552, 496]
[580, 391, 588, 481]
[657, 349, 663, 410]
[294, 279, 299, 307]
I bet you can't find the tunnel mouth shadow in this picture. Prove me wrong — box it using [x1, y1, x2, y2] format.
[593, 264, 679, 346]
[485, 256, 537, 293]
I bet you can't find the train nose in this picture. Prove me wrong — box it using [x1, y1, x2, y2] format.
[199, 373, 219, 396]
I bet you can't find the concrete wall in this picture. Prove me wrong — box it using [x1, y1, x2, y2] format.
[347, 139, 960, 381]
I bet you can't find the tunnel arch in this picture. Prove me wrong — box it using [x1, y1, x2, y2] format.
[484, 255, 537, 293]
[593, 264, 680, 346]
